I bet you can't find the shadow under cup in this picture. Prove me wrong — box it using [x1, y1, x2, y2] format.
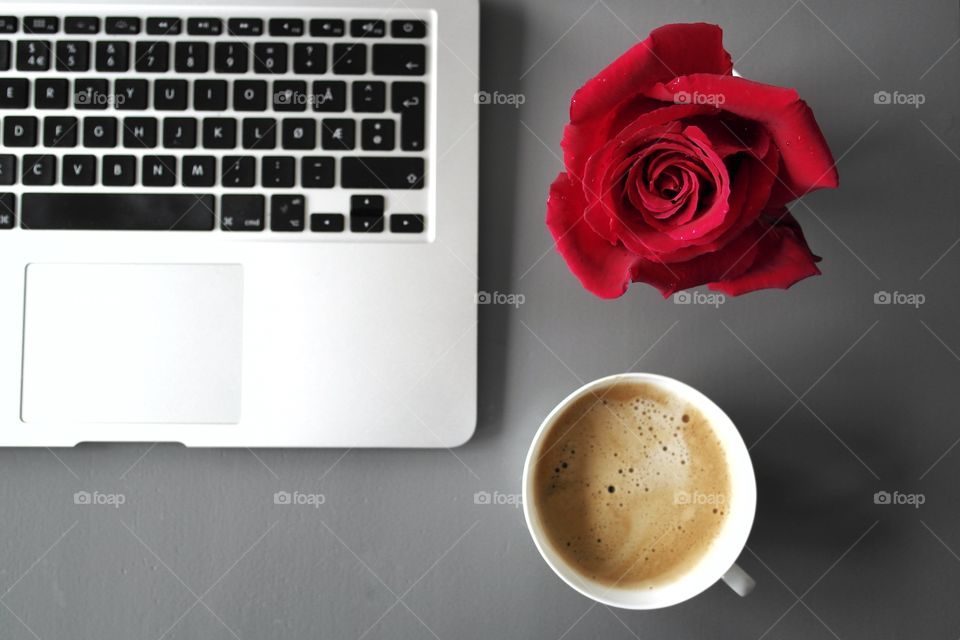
[521, 373, 756, 609]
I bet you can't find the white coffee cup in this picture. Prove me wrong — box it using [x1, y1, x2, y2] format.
[521, 373, 756, 609]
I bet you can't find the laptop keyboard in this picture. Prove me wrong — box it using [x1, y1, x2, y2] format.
[0, 11, 431, 237]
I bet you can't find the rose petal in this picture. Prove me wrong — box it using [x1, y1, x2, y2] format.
[570, 23, 733, 124]
[628, 223, 764, 297]
[647, 74, 839, 198]
[708, 210, 821, 295]
[545, 172, 639, 299]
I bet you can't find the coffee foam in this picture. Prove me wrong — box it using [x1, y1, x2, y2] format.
[532, 381, 731, 590]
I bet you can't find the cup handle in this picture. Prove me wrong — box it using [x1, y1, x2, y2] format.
[721, 563, 755, 597]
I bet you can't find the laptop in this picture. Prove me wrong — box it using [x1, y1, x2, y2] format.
[0, 0, 479, 447]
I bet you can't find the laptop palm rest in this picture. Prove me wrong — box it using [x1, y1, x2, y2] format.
[21, 264, 243, 425]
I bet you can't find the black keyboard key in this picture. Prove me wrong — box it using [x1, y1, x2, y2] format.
[273, 81, 308, 112]
[123, 117, 158, 148]
[17, 41, 51, 71]
[4, 116, 37, 146]
[242, 118, 276, 149]
[311, 81, 346, 111]
[147, 18, 181, 35]
[22, 155, 56, 186]
[228, 18, 264, 37]
[293, 42, 326, 74]
[234, 80, 267, 111]
[35, 78, 69, 109]
[22, 193, 215, 231]
[321, 119, 355, 150]
[222, 156, 255, 187]
[391, 214, 424, 233]
[115, 79, 149, 110]
[65, 17, 100, 34]
[62, 155, 97, 186]
[84, 117, 118, 148]
[135, 41, 170, 72]
[351, 213, 384, 233]
[0, 17, 18, 34]
[142, 155, 177, 187]
[254, 43, 288, 74]
[188, 18, 222, 36]
[182, 156, 216, 187]
[221, 194, 264, 231]
[0, 193, 14, 228]
[106, 17, 140, 34]
[392, 81, 425, 151]
[353, 80, 385, 112]
[361, 119, 395, 151]
[56, 41, 90, 71]
[373, 44, 425, 75]
[342, 157, 424, 189]
[155, 80, 188, 110]
[301, 156, 334, 188]
[194, 80, 228, 111]
[262, 156, 295, 188]
[96, 41, 130, 72]
[311, 213, 344, 232]
[310, 19, 344, 37]
[0, 155, 15, 185]
[24, 17, 58, 34]
[175, 42, 209, 72]
[103, 155, 137, 186]
[332, 43, 365, 74]
[44, 116, 78, 147]
[74, 79, 109, 109]
[0, 42, 9, 70]
[282, 119, 315, 149]
[214, 42, 249, 73]
[270, 19, 304, 37]
[392, 20, 427, 38]
[0, 78, 29, 108]
[271, 195, 305, 231]
[351, 194, 384, 214]
[163, 118, 197, 148]
[203, 118, 236, 148]
[351, 20, 385, 38]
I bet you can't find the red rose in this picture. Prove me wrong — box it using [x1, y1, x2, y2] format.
[545, 23, 838, 298]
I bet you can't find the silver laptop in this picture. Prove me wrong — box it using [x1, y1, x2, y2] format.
[0, 0, 479, 447]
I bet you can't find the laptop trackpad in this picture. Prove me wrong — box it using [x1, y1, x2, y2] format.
[21, 264, 243, 424]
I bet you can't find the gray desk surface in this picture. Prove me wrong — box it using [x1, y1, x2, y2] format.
[3, 1, 960, 638]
